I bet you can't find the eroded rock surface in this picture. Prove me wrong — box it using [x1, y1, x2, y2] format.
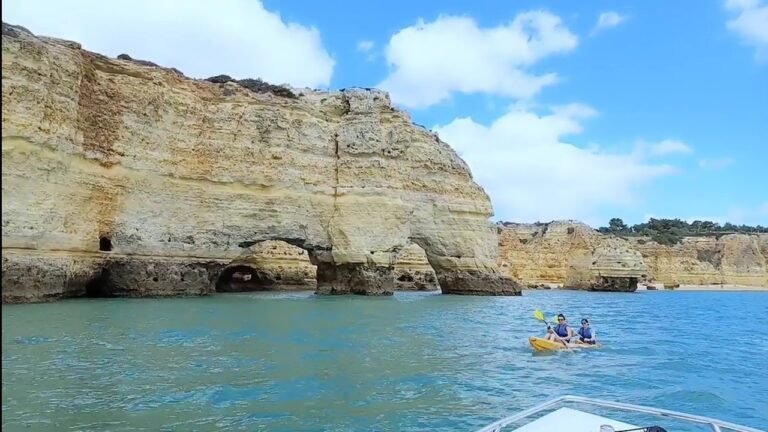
[225, 241, 317, 291]
[213, 241, 438, 292]
[564, 237, 648, 292]
[1, 23, 520, 302]
[630, 234, 768, 286]
[497, 221, 599, 286]
[496, 221, 768, 289]
[393, 243, 439, 291]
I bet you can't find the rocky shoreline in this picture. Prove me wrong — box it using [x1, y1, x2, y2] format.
[189, 221, 767, 295]
[522, 283, 768, 291]
[2, 23, 764, 304]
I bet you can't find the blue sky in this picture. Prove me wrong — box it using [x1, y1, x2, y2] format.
[5, 0, 767, 227]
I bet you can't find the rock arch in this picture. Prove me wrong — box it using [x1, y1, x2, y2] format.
[215, 240, 316, 292]
[215, 264, 272, 292]
[393, 243, 439, 291]
[0, 26, 521, 302]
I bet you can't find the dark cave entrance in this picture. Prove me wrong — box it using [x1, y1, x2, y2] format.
[215, 239, 318, 293]
[99, 236, 113, 252]
[215, 265, 276, 292]
[85, 268, 113, 298]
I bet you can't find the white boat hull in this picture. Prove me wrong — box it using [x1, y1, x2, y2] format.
[510, 407, 637, 432]
[475, 395, 763, 432]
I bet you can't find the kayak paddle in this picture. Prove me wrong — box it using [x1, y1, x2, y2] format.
[533, 309, 570, 347]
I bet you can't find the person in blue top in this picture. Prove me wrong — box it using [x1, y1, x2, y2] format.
[546, 313, 573, 343]
[577, 318, 597, 345]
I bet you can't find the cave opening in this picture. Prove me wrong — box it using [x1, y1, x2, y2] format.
[99, 236, 113, 252]
[215, 265, 275, 292]
[215, 240, 318, 293]
[85, 268, 112, 298]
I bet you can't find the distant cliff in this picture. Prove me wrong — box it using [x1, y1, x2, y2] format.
[628, 234, 768, 286]
[230, 221, 767, 291]
[496, 221, 768, 288]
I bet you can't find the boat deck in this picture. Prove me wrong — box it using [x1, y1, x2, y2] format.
[474, 395, 763, 432]
[509, 407, 637, 432]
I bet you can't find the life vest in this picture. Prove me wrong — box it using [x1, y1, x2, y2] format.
[554, 324, 569, 337]
[578, 327, 593, 340]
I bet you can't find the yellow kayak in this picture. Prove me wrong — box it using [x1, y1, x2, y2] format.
[529, 336, 601, 352]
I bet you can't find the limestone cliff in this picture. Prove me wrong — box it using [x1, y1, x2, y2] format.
[212, 241, 438, 292]
[1, 23, 520, 303]
[497, 221, 599, 285]
[628, 234, 768, 286]
[563, 237, 648, 292]
[393, 243, 439, 291]
[496, 221, 768, 289]
[220, 220, 767, 292]
[218, 241, 317, 292]
[497, 221, 647, 291]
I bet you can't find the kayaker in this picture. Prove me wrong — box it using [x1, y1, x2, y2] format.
[546, 313, 573, 343]
[577, 318, 597, 344]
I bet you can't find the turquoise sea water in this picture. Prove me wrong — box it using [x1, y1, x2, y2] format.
[3, 290, 768, 431]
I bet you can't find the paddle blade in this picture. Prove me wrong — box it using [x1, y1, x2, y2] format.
[534, 310, 545, 321]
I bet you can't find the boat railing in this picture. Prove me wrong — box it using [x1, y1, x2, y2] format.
[474, 395, 764, 432]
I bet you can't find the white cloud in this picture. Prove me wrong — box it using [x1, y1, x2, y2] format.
[629, 139, 693, 159]
[724, 0, 768, 60]
[592, 12, 628, 34]
[727, 0, 761, 7]
[3, 0, 335, 88]
[434, 105, 678, 223]
[378, 11, 578, 108]
[648, 139, 693, 156]
[698, 158, 735, 169]
[356, 40, 377, 62]
[357, 40, 375, 52]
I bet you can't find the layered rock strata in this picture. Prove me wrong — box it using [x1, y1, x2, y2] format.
[629, 234, 768, 286]
[563, 237, 648, 292]
[217, 241, 316, 292]
[209, 241, 439, 292]
[393, 243, 439, 291]
[497, 221, 599, 285]
[496, 222, 768, 289]
[1, 23, 520, 303]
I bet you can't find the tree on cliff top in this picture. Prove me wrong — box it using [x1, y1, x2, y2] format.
[597, 217, 629, 234]
[597, 217, 768, 245]
[609, 217, 629, 232]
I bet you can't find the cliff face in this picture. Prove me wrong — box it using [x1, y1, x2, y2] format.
[564, 237, 648, 292]
[497, 222, 647, 291]
[497, 221, 599, 285]
[629, 234, 768, 286]
[246, 220, 765, 291]
[212, 241, 438, 292]
[1, 23, 520, 303]
[496, 222, 768, 288]
[393, 243, 439, 291]
[238, 222, 767, 292]
[219, 241, 317, 292]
